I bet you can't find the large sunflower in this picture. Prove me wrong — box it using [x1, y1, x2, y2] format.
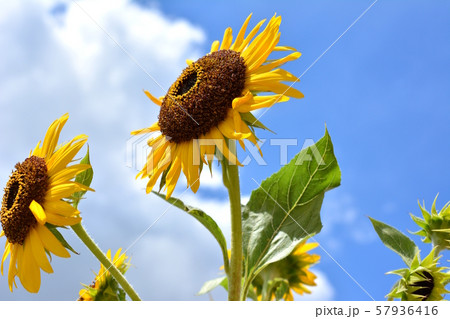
[251, 240, 320, 301]
[132, 14, 303, 198]
[0, 114, 93, 293]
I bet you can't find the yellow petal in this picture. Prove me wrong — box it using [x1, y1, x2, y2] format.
[131, 122, 160, 135]
[241, 15, 280, 66]
[143, 90, 162, 107]
[247, 82, 304, 99]
[230, 13, 252, 51]
[29, 227, 53, 274]
[247, 30, 280, 72]
[29, 200, 47, 225]
[41, 114, 69, 159]
[43, 200, 79, 217]
[188, 140, 200, 193]
[141, 137, 169, 178]
[1, 242, 11, 276]
[48, 164, 91, 185]
[45, 212, 82, 226]
[218, 114, 251, 140]
[31, 141, 42, 157]
[236, 18, 266, 52]
[232, 90, 253, 109]
[165, 154, 182, 199]
[145, 146, 172, 193]
[249, 69, 298, 83]
[46, 136, 88, 175]
[208, 127, 240, 166]
[45, 182, 93, 202]
[210, 40, 220, 53]
[273, 45, 297, 51]
[233, 94, 289, 113]
[255, 51, 301, 74]
[113, 248, 122, 263]
[7, 244, 18, 291]
[35, 224, 70, 258]
[293, 242, 319, 255]
[199, 135, 216, 163]
[220, 27, 233, 50]
[20, 237, 41, 293]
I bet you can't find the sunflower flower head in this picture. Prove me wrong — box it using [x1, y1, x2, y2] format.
[79, 248, 131, 301]
[0, 114, 93, 293]
[251, 240, 320, 301]
[132, 13, 303, 198]
[386, 249, 450, 301]
[411, 195, 450, 253]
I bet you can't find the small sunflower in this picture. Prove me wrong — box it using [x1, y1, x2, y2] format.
[0, 114, 93, 293]
[132, 14, 303, 198]
[79, 248, 130, 301]
[251, 240, 320, 301]
[387, 249, 450, 301]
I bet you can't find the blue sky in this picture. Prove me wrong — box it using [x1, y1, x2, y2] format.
[1, 0, 449, 301]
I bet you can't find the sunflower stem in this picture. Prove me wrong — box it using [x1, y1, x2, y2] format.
[222, 140, 243, 301]
[71, 222, 141, 301]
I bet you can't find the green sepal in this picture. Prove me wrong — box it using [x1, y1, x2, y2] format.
[410, 214, 427, 229]
[158, 165, 170, 193]
[45, 223, 79, 255]
[240, 112, 275, 133]
[72, 146, 94, 209]
[418, 201, 432, 223]
[273, 278, 290, 301]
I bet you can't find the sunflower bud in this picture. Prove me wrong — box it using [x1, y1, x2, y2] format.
[411, 195, 450, 254]
[78, 249, 131, 301]
[386, 249, 450, 301]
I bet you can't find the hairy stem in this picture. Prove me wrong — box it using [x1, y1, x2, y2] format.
[222, 141, 242, 301]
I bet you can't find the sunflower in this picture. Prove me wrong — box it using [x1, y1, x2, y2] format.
[132, 14, 303, 198]
[79, 248, 130, 301]
[0, 114, 93, 293]
[387, 249, 450, 301]
[251, 240, 320, 301]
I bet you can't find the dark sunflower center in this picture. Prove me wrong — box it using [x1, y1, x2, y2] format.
[410, 271, 434, 301]
[158, 49, 247, 143]
[5, 181, 19, 211]
[1, 156, 48, 244]
[175, 69, 198, 96]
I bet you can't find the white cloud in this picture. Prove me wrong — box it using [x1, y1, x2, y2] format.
[0, 0, 213, 300]
[318, 191, 376, 250]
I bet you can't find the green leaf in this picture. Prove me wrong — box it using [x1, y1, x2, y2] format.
[369, 217, 419, 266]
[46, 224, 79, 255]
[242, 128, 340, 279]
[197, 276, 227, 295]
[154, 193, 230, 274]
[73, 147, 94, 209]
